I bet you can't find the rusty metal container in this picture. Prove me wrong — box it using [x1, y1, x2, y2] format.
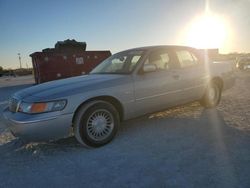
[30, 41, 111, 84]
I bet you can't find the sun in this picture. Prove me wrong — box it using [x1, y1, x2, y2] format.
[184, 14, 228, 49]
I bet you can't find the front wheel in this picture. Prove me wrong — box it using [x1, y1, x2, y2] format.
[200, 82, 221, 108]
[73, 101, 120, 147]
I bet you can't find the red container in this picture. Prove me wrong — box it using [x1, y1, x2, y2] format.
[30, 51, 111, 84]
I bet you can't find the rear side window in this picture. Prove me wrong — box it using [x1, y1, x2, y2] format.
[176, 50, 198, 68]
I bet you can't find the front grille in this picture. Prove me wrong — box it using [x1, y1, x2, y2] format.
[9, 97, 19, 112]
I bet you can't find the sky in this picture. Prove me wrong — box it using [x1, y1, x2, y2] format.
[0, 0, 250, 69]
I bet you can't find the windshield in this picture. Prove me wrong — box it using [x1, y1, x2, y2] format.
[90, 50, 145, 74]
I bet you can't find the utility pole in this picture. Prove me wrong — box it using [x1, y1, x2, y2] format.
[18, 53, 22, 69]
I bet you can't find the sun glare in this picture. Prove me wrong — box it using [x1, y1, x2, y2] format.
[184, 14, 228, 49]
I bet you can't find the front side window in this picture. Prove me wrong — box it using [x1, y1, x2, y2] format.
[176, 50, 198, 68]
[145, 51, 171, 71]
[91, 50, 144, 74]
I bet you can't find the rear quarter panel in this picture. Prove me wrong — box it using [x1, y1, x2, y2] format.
[209, 60, 236, 90]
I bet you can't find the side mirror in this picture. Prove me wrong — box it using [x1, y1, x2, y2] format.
[143, 64, 157, 73]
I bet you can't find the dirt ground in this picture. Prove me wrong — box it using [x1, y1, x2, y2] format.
[0, 73, 249, 188]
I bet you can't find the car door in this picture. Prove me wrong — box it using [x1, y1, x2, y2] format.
[171, 49, 208, 102]
[133, 49, 185, 115]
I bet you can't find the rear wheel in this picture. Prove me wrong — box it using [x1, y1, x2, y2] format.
[200, 81, 221, 108]
[73, 101, 120, 147]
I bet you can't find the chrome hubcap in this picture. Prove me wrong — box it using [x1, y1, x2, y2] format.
[86, 109, 114, 141]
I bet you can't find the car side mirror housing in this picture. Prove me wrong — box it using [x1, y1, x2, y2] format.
[142, 64, 157, 73]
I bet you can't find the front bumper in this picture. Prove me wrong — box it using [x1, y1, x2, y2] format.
[3, 108, 74, 141]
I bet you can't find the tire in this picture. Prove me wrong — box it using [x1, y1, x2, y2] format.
[73, 100, 120, 147]
[200, 81, 221, 108]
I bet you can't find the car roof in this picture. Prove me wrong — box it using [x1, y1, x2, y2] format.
[123, 45, 197, 52]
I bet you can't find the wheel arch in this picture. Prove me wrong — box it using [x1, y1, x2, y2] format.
[72, 96, 124, 125]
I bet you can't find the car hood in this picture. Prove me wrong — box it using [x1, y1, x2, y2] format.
[13, 74, 129, 101]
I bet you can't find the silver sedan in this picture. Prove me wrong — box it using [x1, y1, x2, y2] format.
[3, 46, 235, 147]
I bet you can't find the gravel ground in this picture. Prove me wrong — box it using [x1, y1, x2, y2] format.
[0, 73, 249, 188]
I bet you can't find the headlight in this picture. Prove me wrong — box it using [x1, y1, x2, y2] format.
[18, 100, 67, 114]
